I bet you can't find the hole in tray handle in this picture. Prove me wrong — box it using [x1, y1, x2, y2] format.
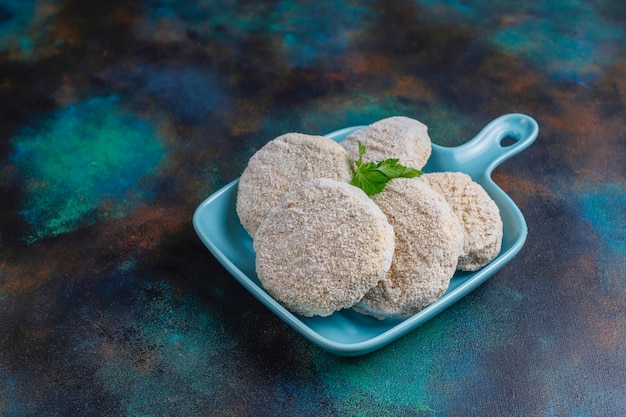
[500, 135, 518, 147]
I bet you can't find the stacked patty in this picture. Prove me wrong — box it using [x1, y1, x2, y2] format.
[354, 178, 464, 319]
[421, 172, 503, 271]
[236, 133, 352, 238]
[254, 178, 395, 317]
[236, 117, 503, 319]
[340, 116, 431, 170]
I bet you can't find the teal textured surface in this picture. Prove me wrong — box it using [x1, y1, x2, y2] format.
[193, 114, 538, 356]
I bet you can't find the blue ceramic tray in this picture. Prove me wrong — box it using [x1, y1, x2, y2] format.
[193, 113, 539, 356]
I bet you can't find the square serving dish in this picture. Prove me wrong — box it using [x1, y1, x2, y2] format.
[193, 113, 538, 356]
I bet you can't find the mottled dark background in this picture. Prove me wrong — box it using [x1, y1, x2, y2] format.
[1, 1, 625, 416]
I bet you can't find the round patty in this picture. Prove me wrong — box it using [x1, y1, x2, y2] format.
[236, 133, 353, 238]
[354, 177, 464, 319]
[341, 116, 432, 170]
[254, 178, 395, 317]
[421, 172, 503, 271]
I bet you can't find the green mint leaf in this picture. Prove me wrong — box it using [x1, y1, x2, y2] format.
[377, 162, 421, 178]
[350, 169, 388, 196]
[374, 159, 403, 177]
[350, 142, 423, 196]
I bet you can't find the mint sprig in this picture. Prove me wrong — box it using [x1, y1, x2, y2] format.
[350, 142, 422, 196]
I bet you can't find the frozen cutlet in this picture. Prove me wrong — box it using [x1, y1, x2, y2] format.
[236, 133, 352, 238]
[421, 172, 503, 271]
[341, 116, 432, 170]
[254, 178, 395, 317]
[354, 177, 464, 319]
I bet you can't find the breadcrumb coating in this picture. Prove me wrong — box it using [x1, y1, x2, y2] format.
[240, 119, 503, 320]
[421, 172, 503, 271]
[354, 178, 464, 319]
[254, 179, 395, 317]
[236, 133, 353, 238]
[341, 116, 432, 170]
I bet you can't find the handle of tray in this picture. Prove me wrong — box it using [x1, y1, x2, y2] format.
[462, 113, 539, 179]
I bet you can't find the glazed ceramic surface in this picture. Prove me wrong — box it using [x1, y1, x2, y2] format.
[194, 114, 538, 355]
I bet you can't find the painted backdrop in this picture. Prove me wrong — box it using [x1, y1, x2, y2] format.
[1, 1, 625, 416]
